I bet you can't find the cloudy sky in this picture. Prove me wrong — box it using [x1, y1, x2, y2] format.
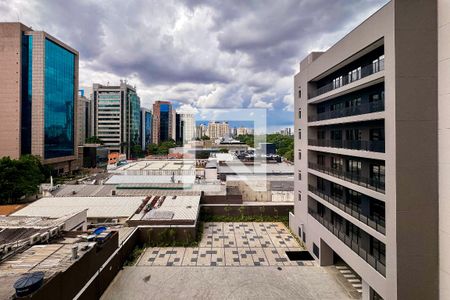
[1, 0, 388, 132]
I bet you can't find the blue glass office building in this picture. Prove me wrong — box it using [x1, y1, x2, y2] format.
[0, 23, 78, 173]
[44, 38, 76, 159]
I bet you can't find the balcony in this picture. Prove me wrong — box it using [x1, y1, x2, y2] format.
[308, 208, 386, 276]
[309, 59, 384, 98]
[308, 99, 384, 122]
[308, 162, 385, 193]
[308, 139, 385, 153]
[308, 185, 386, 235]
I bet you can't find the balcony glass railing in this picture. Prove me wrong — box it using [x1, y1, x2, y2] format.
[310, 60, 384, 98]
[308, 162, 385, 193]
[308, 208, 386, 276]
[308, 139, 385, 153]
[308, 99, 384, 122]
[308, 185, 386, 234]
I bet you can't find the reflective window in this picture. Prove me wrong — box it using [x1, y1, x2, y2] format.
[21, 34, 33, 155]
[44, 38, 75, 159]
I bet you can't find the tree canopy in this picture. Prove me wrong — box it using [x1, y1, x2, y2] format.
[85, 136, 104, 145]
[0, 155, 50, 204]
[236, 133, 294, 161]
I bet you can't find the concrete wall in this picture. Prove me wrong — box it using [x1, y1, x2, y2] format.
[439, 0, 450, 299]
[0, 23, 29, 158]
[201, 204, 293, 219]
[394, 1, 438, 299]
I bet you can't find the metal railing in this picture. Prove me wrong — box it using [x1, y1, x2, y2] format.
[308, 139, 385, 153]
[310, 60, 384, 98]
[308, 99, 384, 122]
[308, 208, 386, 276]
[308, 162, 385, 193]
[308, 185, 386, 234]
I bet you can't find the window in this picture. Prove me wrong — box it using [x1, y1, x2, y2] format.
[298, 191, 302, 201]
[346, 97, 361, 108]
[370, 237, 386, 265]
[331, 102, 345, 111]
[333, 76, 343, 89]
[331, 157, 344, 170]
[302, 231, 306, 243]
[347, 159, 361, 176]
[313, 243, 320, 258]
[317, 177, 326, 191]
[331, 183, 344, 199]
[370, 128, 384, 141]
[298, 129, 301, 140]
[331, 130, 342, 140]
[298, 170, 302, 181]
[317, 154, 325, 166]
[298, 150, 302, 160]
[298, 227, 302, 238]
[298, 89, 302, 98]
[346, 129, 362, 141]
[348, 67, 361, 83]
[346, 190, 362, 212]
[371, 164, 385, 186]
[298, 109, 302, 119]
[373, 55, 385, 73]
[318, 130, 326, 140]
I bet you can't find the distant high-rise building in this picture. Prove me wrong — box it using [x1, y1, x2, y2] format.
[236, 127, 252, 136]
[92, 82, 141, 158]
[179, 113, 195, 143]
[152, 101, 174, 144]
[140, 108, 152, 151]
[175, 113, 183, 144]
[207, 121, 230, 139]
[0, 22, 79, 174]
[196, 124, 208, 139]
[77, 90, 92, 146]
[280, 127, 292, 136]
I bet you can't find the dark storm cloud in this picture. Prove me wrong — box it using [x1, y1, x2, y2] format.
[1, 0, 389, 116]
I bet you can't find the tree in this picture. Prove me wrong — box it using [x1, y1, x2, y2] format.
[201, 135, 210, 140]
[218, 148, 228, 153]
[131, 144, 144, 159]
[147, 143, 159, 155]
[85, 136, 104, 145]
[0, 155, 47, 204]
[146, 140, 177, 156]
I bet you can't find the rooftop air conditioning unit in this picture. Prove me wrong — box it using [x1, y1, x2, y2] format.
[111, 190, 116, 196]
[50, 227, 59, 237]
[29, 233, 41, 245]
[40, 232, 49, 242]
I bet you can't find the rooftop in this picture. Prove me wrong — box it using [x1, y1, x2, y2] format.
[0, 205, 26, 216]
[11, 197, 144, 219]
[129, 195, 200, 224]
[218, 162, 294, 175]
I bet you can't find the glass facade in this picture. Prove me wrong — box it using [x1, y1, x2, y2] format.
[21, 34, 33, 155]
[128, 91, 141, 148]
[44, 38, 75, 159]
[145, 111, 152, 146]
[160, 104, 170, 142]
[97, 92, 121, 147]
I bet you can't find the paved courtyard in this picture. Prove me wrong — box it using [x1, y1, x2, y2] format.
[101, 222, 355, 300]
[137, 222, 314, 267]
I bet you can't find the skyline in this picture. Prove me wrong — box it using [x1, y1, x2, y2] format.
[0, 0, 388, 129]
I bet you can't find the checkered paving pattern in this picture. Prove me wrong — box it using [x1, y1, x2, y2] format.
[138, 222, 315, 267]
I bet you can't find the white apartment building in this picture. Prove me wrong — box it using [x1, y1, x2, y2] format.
[290, 1, 440, 299]
[207, 121, 230, 139]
